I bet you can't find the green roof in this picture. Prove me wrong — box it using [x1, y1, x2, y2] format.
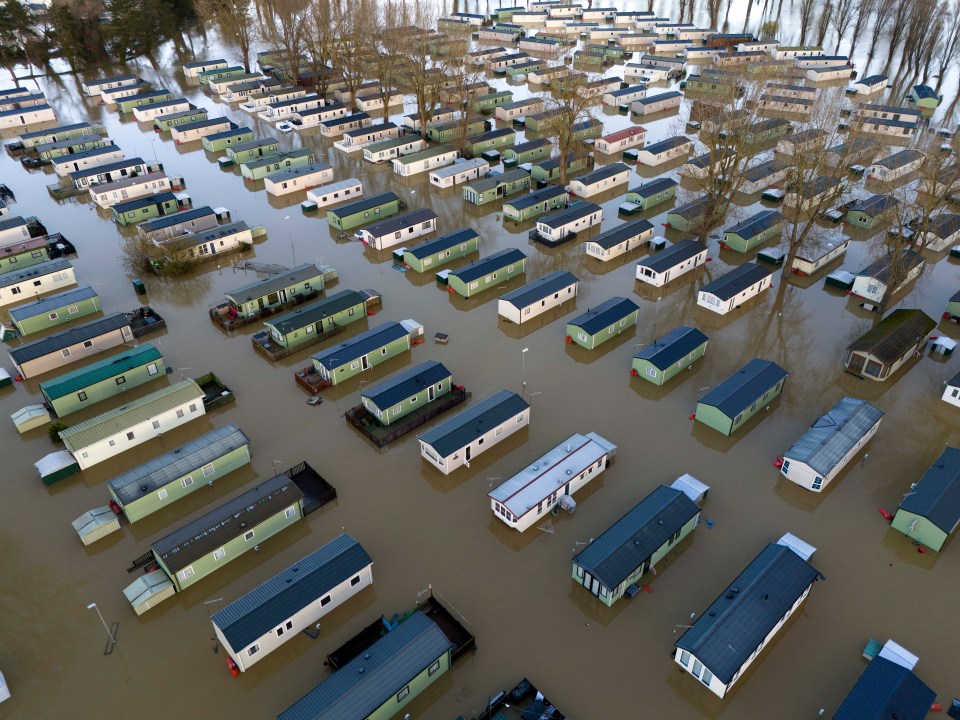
[39, 344, 164, 401]
[59, 379, 203, 451]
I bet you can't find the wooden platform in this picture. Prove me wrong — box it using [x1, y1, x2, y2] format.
[344, 387, 469, 448]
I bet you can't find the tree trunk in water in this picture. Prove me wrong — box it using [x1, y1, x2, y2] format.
[742, 0, 755, 34]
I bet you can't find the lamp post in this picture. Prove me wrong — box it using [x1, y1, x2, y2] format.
[205, 597, 224, 651]
[87, 602, 116, 649]
[271, 459, 285, 475]
[150, 138, 159, 163]
[521, 347, 529, 395]
[284, 216, 296, 265]
[175, 366, 191, 380]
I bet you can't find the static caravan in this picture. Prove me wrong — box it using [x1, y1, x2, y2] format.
[240, 149, 317, 182]
[844, 309, 935, 381]
[360, 360, 453, 426]
[354, 92, 404, 114]
[99, 81, 151, 105]
[740, 159, 789, 194]
[363, 137, 425, 164]
[909, 83, 941, 109]
[470, 90, 515, 113]
[81, 74, 140, 97]
[59, 380, 205, 471]
[568, 163, 630, 199]
[696, 358, 787, 436]
[783, 175, 841, 212]
[573, 480, 704, 605]
[107, 423, 250, 523]
[519, 36, 563, 53]
[845, 194, 899, 230]
[0, 105, 56, 130]
[17, 122, 93, 150]
[393, 145, 459, 176]
[504, 139, 551, 167]
[918, 213, 960, 252]
[531, 202, 602, 246]
[201, 126, 254, 153]
[115, 90, 174, 114]
[170, 118, 235, 144]
[850, 250, 924, 303]
[512, 10, 549, 24]
[137, 206, 220, 242]
[182, 58, 228, 78]
[319, 112, 372, 138]
[402, 228, 479, 273]
[402, 107, 458, 132]
[674, 536, 819, 698]
[426, 118, 488, 144]
[892, 448, 960, 551]
[8, 284, 100, 336]
[89, 172, 173, 209]
[222, 78, 281, 103]
[355, 208, 439, 250]
[636, 240, 707, 286]
[333, 122, 400, 153]
[721, 209, 784, 253]
[213, 534, 372, 673]
[791, 239, 848, 275]
[667, 195, 712, 232]
[8, 313, 133, 380]
[866, 149, 925, 182]
[239, 86, 307, 114]
[463, 168, 531, 205]
[780, 398, 883, 492]
[849, 116, 917, 138]
[527, 65, 571, 86]
[420, 390, 529, 474]
[445, 248, 527, 298]
[566, 296, 639, 349]
[131, 98, 192, 123]
[307, 179, 363, 210]
[221, 263, 327, 321]
[625, 62, 671, 83]
[529, 153, 591, 184]
[261, 290, 366, 350]
[153, 106, 209, 132]
[851, 74, 888, 95]
[625, 177, 678, 210]
[776, 128, 828, 156]
[496, 98, 543, 122]
[602, 85, 648, 107]
[0, 216, 31, 246]
[637, 136, 692, 166]
[584, 219, 654, 261]
[197, 64, 246, 86]
[263, 163, 334, 197]
[0, 259, 75, 309]
[503, 185, 567, 221]
[326, 192, 399, 231]
[697, 263, 773, 314]
[430, 158, 490, 189]
[595, 127, 647, 155]
[758, 94, 813, 114]
[632, 325, 709, 385]
[226, 138, 280, 165]
[464, 128, 515, 158]
[498, 270, 579, 323]
[155, 221, 253, 264]
[310, 321, 415, 385]
[68, 157, 150, 191]
[36, 136, 111, 162]
[52, 146, 126, 177]
[211, 73, 267, 96]
[489, 432, 615, 531]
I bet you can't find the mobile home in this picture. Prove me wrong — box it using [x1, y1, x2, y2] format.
[89, 173, 173, 209]
[430, 159, 490, 189]
[310, 321, 414, 385]
[8, 284, 100, 336]
[584, 219, 654, 261]
[263, 163, 334, 197]
[326, 192, 400, 231]
[393, 145, 459, 176]
[565, 296, 639, 349]
[355, 209, 439, 251]
[637, 136, 692, 166]
[463, 168, 531, 205]
[307, 179, 363, 210]
[697, 263, 773, 314]
[844, 309, 934, 381]
[636, 240, 707, 286]
[361, 360, 453, 425]
[531, 202, 602, 246]
[445, 248, 527, 298]
[0, 259, 76, 309]
[9, 313, 133, 379]
[632, 325, 709, 385]
[498, 270, 579, 324]
[401, 228, 479, 273]
[568, 163, 630, 198]
[625, 177, 678, 210]
[261, 290, 366, 350]
[695, 359, 788, 435]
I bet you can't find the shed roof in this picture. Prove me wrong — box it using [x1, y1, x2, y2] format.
[450, 248, 526, 283]
[848, 194, 898, 216]
[675, 541, 820, 683]
[327, 192, 399, 219]
[871, 149, 923, 170]
[500, 270, 579, 309]
[724, 209, 783, 240]
[846, 309, 935, 363]
[108, 424, 250, 505]
[266, 289, 365, 335]
[912, 84, 937, 100]
[568, 296, 638, 335]
[226, 264, 326, 303]
[590, 219, 654, 250]
[138, 206, 216, 233]
[362, 360, 452, 409]
[638, 239, 707, 274]
[898, 446, 960, 534]
[111, 192, 178, 214]
[153, 472, 304, 572]
[311, 322, 409, 371]
[277, 612, 452, 720]
[832, 656, 936, 720]
[574, 485, 700, 590]
[9, 313, 130, 364]
[39, 343, 162, 400]
[0, 258, 72, 290]
[633, 325, 709, 370]
[700, 263, 772, 300]
[699, 359, 788, 417]
[407, 228, 478, 260]
[505, 185, 566, 211]
[629, 177, 678, 198]
[420, 390, 529, 457]
[59, 379, 203, 451]
[927, 213, 960, 239]
[537, 202, 601, 230]
[9, 284, 97, 322]
[212, 533, 372, 650]
[783, 398, 884, 476]
[573, 162, 630, 186]
[643, 135, 692, 154]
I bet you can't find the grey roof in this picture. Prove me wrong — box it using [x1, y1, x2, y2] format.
[206, 126, 253, 142]
[638, 240, 707, 274]
[505, 185, 566, 211]
[860, 103, 921, 116]
[267, 289, 365, 335]
[724, 210, 783, 240]
[9, 313, 130, 364]
[9, 284, 97, 322]
[671, 195, 710, 219]
[321, 112, 370, 128]
[629, 177, 678, 198]
[568, 296, 638, 335]
[363, 360, 452, 409]
[508, 138, 551, 155]
[871, 149, 923, 170]
[466, 168, 530, 194]
[899, 446, 960, 534]
[699, 359, 788, 418]
[19, 122, 90, 141]
[170, 221, 249, 249]
[856, 250, 923, 286]
[0, 216, 28, 232]
[633, 325, 709, 370]
[675, 542, 820, 683]
[68, 157, 146, 182]
[0, 258, 72, 290]
[407, 229, 478, 260]
[327, 192, 399, 219]
[112, 192, 178, 214]
[311, 322, 409, 371]
[590, 219, 654, 250]
[848, 194, 898, 217]
[467, 127, 514, 144]
[243, 149, 315, 171]
[574, 162, 630, 186]
[83, 73, 138, 86]
[266, 162, 332, 183]
[857, 74, 888, 86]
[636, 90, 682, 104]
[108, 424, 250, 505]
[538, 202, 601, 230]
[450, 248, 526, 283]
[700, 263, 772, 300]
[153, 473, 304, 572]
[344, 121, 396, 139]
[277, 612, 452, 720]
[212, 533, 372, 650]
[500, 270, 579, 310]
[927, 213, 960, 239]
[230, 138, 280, 154]
[783, 398, 884, 476]
[175, 117, 233, 132]
[361, 208, 437, 239]
[420, 390, 529, 457]
[184, 58, 227, 68]
[833, 656, 936, 720]
[226, 263, 325, 302]
[50, 145, 122, 164]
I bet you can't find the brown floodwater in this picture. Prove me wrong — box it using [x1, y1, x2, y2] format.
[1, 16, 959, 720]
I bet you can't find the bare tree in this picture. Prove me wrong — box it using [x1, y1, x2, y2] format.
[934, 2, 960, 93]
[830, 0, 856, 53]
[391, 0, 443, 146]
[797, 0, 817, 46]
[814, 1, 832, 47]
[255, 0, 310, 86]
[880, 0, 912, 77]
[864, 0, 893, 74]
[536, 71, 603, 186]
[846, 0, 874, 59]
[302, 0, 336, 96]
[705, 0, 723, 31]
[193, 0, 255, 72]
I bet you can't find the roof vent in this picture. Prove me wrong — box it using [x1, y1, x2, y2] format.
[140, 485, 148, 492]
[565, 469, 573, 475]
[358, 667, 365, 674]
[725, 593, 735, 599]
[657, 518, 663, 525]
[363, 652, 371, 659]
[731, 587, 739, 594]
[708, 611, 716, 617]
[633, 539, 641, 546]
[763, 594, 769, 601]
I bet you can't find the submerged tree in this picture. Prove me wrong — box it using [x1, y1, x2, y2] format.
[193, 0, 255, 72]
[535, 70, 603, 187]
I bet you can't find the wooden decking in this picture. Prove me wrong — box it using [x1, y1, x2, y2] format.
[252, 324, 345, 362]
[195, 371, 235, 411]
[344, 386, 470, 448]
[287, 460, 337, 516]
[208, 289, 320, 331]
[127, 306, 166, 338]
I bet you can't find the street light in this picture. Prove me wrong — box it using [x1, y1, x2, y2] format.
[271, 459, 285, 475]
[521, 347, 529, 395]
[284, 216, 296, 265]
[87, 602, 116, 649]
[175, 366, 191, 380]
[205, 597, 224, 652]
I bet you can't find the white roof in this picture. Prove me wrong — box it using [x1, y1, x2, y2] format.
[489, 432, 616, 516]
[670, 473, 710, 503]
[12, 404, 49, 425]
[776, 532, 817, 561]
[33, 450, 77, 477]
[878, 639, 919, 670]
[932, 336, 957, 351]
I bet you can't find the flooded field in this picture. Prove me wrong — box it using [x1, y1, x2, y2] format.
[1, 10, 960, 720]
